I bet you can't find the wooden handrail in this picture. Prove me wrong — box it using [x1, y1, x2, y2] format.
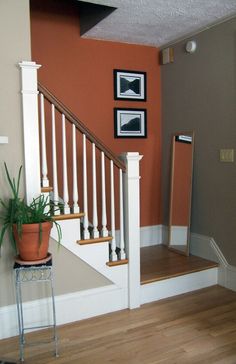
[38, 82, 126, 171]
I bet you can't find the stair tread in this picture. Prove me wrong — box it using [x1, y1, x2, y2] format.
[141, 245, 219, 285]
[78, 236, 113, 245]
[41, 186, 53, 193]
[53, 212, 85, 221]
[106, 259, 129, 267]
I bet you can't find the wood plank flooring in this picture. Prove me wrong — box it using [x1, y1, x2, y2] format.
[141, 245, 218, 284]
[1, 286, 236, 363]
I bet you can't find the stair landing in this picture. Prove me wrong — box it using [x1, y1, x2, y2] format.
[141, 244, 218, 285]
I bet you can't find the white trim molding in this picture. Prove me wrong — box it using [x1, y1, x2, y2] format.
[0, 284, 128, 340]
[190, 232, 236, 292]
[120, 152, 143, 309]
[141, 267, 218, 304]
[19, 61, 41, 204]
[140, 225, 163, 247]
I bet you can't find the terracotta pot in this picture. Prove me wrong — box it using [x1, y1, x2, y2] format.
[13, 222, 52, 261]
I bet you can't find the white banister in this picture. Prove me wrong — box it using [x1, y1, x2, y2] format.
[101, 152, 108, 237]
[83, 134, 90, 239]
[39, 93, 49, 188]
[19, 61, 41, 204]
[92, 143, 99, 238]
[110, 160, 118, 261]
[62, 114, 70, 214]
[119, 168, 126, 260]
[120, 152, 143, 309]
[72, 124, 80, 213]
[51, 104, 60, 215]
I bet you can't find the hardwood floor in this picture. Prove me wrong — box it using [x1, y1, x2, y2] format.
[1, 286, 236, 363]
[141, 245, 218, 284]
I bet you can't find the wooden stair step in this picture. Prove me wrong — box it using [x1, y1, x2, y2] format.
[53, 212, 85, 221]
[106, 259, 129, 267]
[41, 186, 53, 193]
[78, 236, 113, 245]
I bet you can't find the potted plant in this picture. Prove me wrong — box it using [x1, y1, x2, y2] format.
[0, 163, 61, 261]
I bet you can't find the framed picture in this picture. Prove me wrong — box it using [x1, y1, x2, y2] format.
[114, 69, 146, 101]
[114, 108, 147, 138]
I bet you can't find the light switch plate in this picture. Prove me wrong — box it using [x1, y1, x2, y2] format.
[220, 149, 234, 162]
[0, 136, 8, 144]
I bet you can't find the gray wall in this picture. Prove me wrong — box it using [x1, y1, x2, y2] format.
[0, 0, 110, 308]
[161, 18, 236, 265]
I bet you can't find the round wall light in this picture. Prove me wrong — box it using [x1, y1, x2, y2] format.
[185, 40, 197, 54]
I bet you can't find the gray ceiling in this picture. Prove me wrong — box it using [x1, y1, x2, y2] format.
[78, 0, 236, 47]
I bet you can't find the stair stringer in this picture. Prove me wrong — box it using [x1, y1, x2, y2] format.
[51, 219, 128, 289]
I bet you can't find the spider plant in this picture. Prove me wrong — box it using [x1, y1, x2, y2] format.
[0, 163, 62, 254]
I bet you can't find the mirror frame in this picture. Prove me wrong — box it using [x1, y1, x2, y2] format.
[168, 131, 195, 256]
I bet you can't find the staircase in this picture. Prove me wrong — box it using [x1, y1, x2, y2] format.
[19, 61, 142, 312]
[18, 61, 219, 321]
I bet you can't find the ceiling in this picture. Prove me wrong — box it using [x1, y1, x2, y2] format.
[78, 0, 236, 47]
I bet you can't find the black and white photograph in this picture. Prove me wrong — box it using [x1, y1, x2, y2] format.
[114, 70, 146, 101]
[114, 108, 147, 138]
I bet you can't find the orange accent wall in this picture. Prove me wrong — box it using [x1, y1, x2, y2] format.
[30, 0, 162, 227]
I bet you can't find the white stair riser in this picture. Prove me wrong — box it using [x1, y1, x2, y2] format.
[141, 267, 218, 304]
[51, 219, 128, 287]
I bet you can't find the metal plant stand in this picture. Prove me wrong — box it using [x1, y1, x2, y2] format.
[14, 255, 58, 362]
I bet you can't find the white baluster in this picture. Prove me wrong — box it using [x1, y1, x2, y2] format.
[83, 134, 90, 239]
[40, 93, 49, 188]
[51, 104, 60, 215]
[110, 160, 117, 261]
[119, 169, 126, 259]
[92, 143, 99, 238]
[62, 114, 70, 214]
[72, 124, 80, 213]
[101, 152, 108, 237]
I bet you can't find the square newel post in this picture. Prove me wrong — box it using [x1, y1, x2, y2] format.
[19, 61, 41, 204]
[120, 152, 143, 309]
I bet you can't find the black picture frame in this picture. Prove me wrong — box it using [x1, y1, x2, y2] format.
[114, 108, 147, 138]
[114, 69, 146, 101]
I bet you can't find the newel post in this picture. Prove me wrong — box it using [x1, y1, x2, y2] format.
[19, 61, 41, 204]
[120, 152, 143, 309]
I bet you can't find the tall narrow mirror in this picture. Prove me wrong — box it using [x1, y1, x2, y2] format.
[168, 132, 194, 256]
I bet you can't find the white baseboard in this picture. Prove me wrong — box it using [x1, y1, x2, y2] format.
[190, 232, 236, 292]
[170, 226, 188, 245]
[140, 225, 163, 247]
[141, 267, 218, 304]
[0, 284, 128, 340]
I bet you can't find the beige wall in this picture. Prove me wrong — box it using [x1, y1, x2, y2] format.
[0, 0, 110, 308]
[0, 0, 31, 307]
[161, 18, 236, 265]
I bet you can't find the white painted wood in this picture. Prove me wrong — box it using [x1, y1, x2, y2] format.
[92, 143, 99, 238]
[0, 284, 128, 340]
[119, 169, 126, 259]
[110, 160, 118, 261]
[83, 134, 90, 239]
[170, 226, 188, 245]
[39, 93, 49, 188]
[19, 61, 41, 204]
[51, 219, 128, 287]
[139, 225, 163, 247]
[190, 232, 236, 292]
[62, 114, 70, 214]
[0, 136, 8, 144]
[101, 151, 108, 237]
[190, 233, 223, 264]
[72, 124, 80, 213]
[120, 152, 143, 309]
[51, 103, 60, 215]
[141, 267, 218, 304]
